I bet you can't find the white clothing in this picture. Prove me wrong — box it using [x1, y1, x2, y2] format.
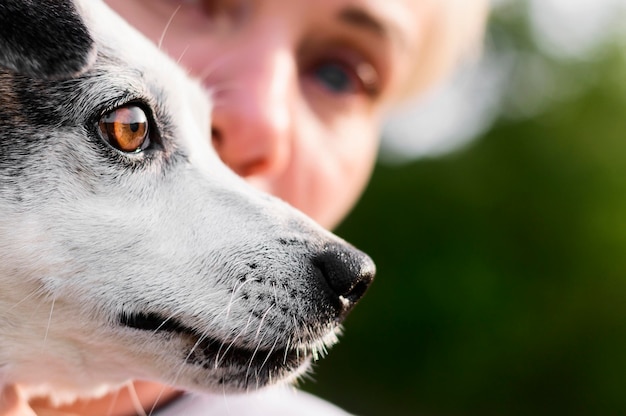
[154, 386, 352, 415]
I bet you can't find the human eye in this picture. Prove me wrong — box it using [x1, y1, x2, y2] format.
[303, 49, 381, 99]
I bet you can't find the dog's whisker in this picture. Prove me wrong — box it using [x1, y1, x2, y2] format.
[245, 305, 275, 381]
[202, 303, 230, 330]
[253, 304, 274, 343]
[292, 316, 311, 357]
[271, 282, 279, 306]
[221, 381, 232, 415]
[126, 381, 148, 416]
[231, 301, 263, 380]
[147, 379, 179, 416]
[196, 48, 241, 81]
[224, 277, 255, 320]
[42, 296, 56, 349]
[105, 384, 122, 416]
[8, 290, 40, 311]
[157, 5, 182, 50]
[259, 334, 280, 374]
[176, 44, 191, 65]
[150, 312, 178, 338]
[27, 287, 51, 323]
[208, 278, 261, 330]
[214, 326, 245, 369]
[283, 336, 292, 365]
[291, 316, 305, 362]
[205, 81, 246, 96]
[183, 333, 208, 371]
[168, 331, 211, 398]
[215, 299, 261, 369]
[203, 85, 246, 110]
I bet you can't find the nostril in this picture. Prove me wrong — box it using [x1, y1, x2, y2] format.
[344, 279, 369, 304]
[313, 245, 376, 309]
[211, 127, 222, 147]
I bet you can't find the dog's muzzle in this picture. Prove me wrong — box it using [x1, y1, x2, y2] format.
[120, 242, 375, 330]
[116, 242, 374, 388]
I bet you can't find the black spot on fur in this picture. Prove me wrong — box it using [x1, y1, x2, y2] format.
[0, 0, 95, 78]
[277, 237, 301, 246]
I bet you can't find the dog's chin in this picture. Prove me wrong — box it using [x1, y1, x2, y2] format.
[118, 311, 340, 391]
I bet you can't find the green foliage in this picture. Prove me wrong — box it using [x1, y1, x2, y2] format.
[303, 38, 626, 416]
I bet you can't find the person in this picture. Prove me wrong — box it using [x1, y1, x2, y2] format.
[0, 0, 488, 414]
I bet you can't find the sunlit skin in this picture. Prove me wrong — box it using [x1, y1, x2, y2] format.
[0, 0, 485, 414]
[103, 0, 424, 230]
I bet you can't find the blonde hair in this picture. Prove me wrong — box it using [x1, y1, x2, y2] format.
[398, 0, 489, 102]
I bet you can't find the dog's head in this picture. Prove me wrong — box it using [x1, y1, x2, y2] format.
[0, 0, 374, 402]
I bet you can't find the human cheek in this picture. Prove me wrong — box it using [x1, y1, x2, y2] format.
[244, 124, 375, 231]
[305, 124, 379, 229]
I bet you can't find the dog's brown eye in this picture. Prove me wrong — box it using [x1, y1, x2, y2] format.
[98, 105, 149, 153]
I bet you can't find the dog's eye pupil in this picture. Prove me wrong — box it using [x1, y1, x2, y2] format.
[99, 105, 149, 153]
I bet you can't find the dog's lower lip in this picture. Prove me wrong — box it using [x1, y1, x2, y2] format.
[118, 311, 308, 371]
[118, 311, 188, 333]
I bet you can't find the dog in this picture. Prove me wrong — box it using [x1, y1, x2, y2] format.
[0, 0, 375, 405]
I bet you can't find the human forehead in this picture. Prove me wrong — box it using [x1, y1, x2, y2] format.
[282, 0, 423, 48]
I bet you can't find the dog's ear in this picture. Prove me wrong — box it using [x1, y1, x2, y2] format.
[0, 0, 96, 78]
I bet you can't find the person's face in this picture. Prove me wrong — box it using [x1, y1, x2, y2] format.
[105, 0, 422, 229]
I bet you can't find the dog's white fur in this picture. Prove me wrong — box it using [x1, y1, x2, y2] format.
[0, 0, 373, 405]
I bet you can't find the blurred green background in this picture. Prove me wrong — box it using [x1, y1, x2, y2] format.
[303, 1, 626, 415]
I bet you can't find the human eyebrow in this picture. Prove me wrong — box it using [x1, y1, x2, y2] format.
[336, 6, 407, 50]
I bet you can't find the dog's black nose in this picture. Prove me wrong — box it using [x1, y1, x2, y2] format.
[313, 244, 376, 313]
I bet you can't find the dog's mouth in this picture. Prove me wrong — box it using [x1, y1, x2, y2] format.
[118, 311, 337, 387]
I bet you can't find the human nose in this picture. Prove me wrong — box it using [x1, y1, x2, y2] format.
[207, 40, 296, 178]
